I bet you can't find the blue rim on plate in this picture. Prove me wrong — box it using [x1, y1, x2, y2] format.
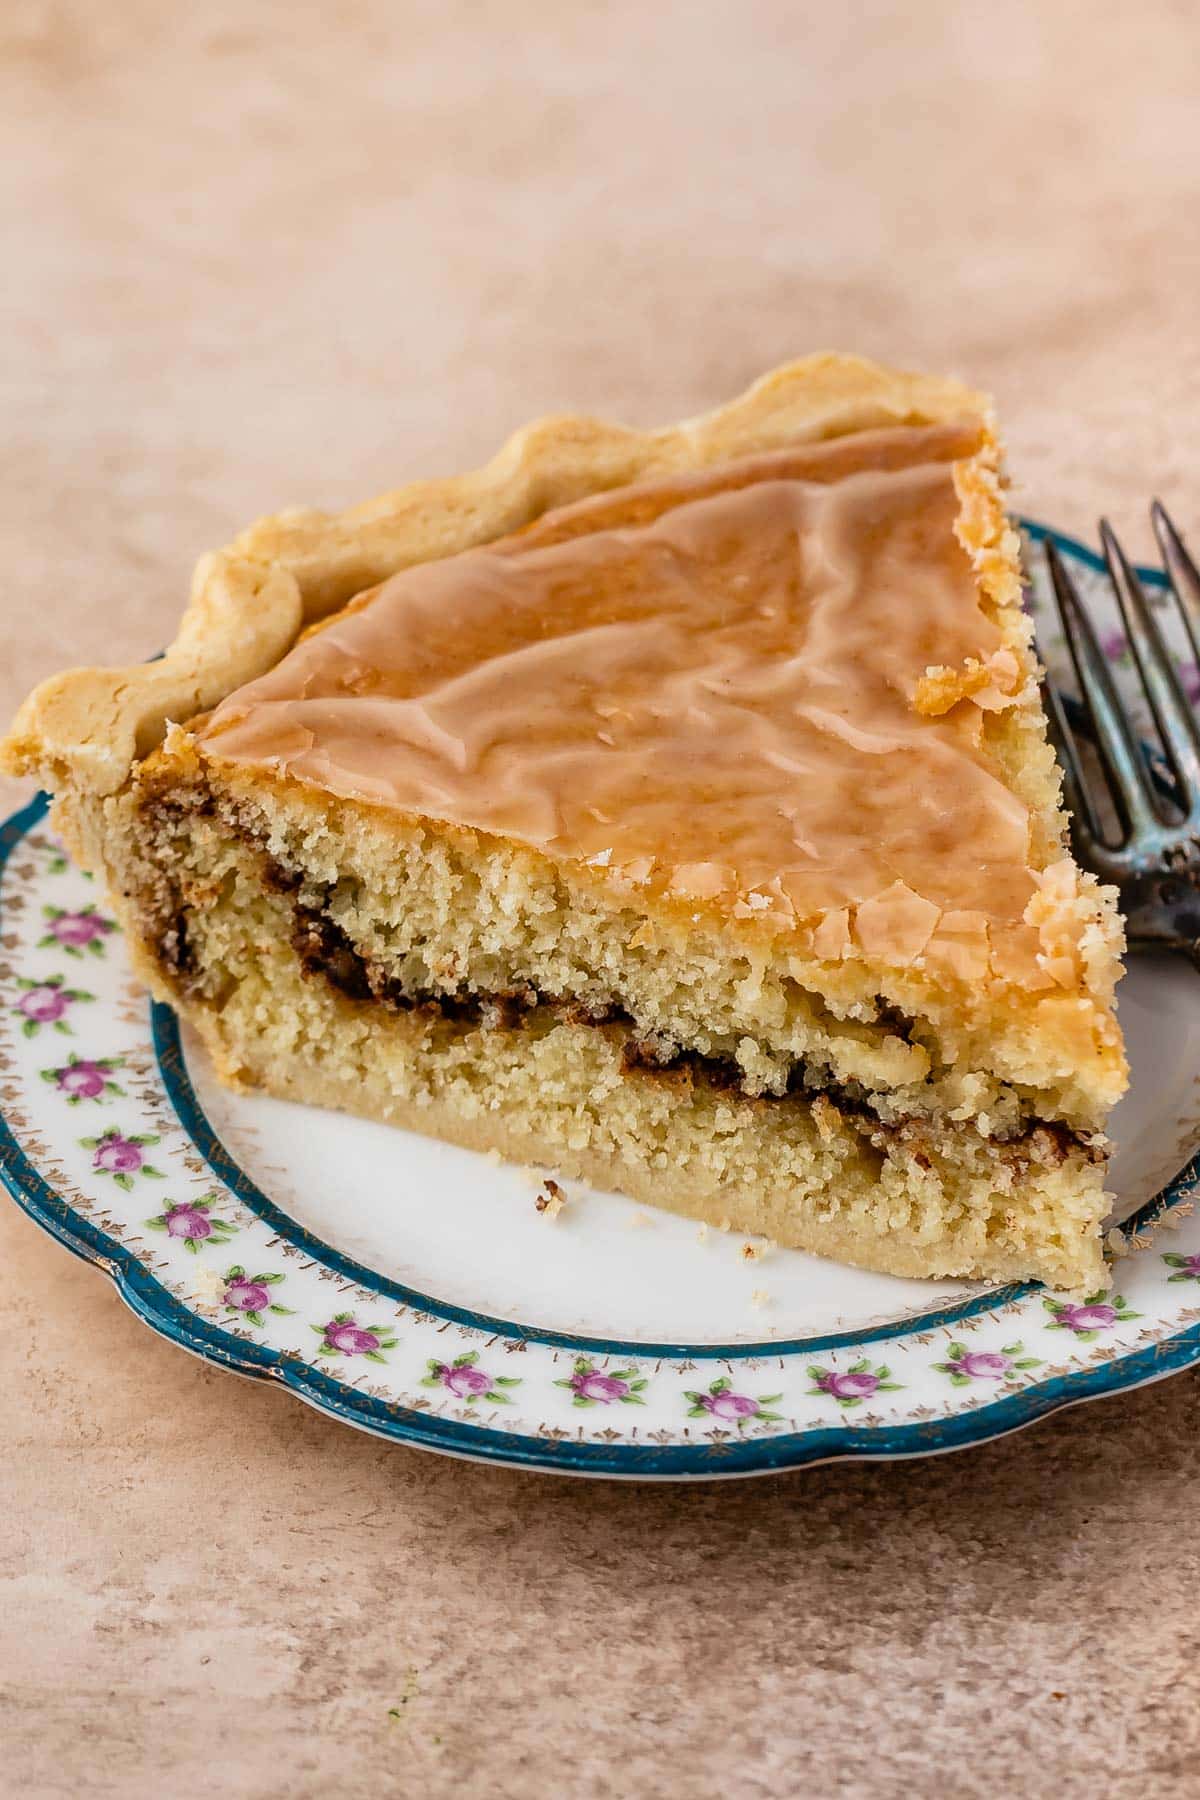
[1, 520, 1197, 1478]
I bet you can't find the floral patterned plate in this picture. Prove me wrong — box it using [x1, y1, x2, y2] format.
[3, 522, 1200, 1480]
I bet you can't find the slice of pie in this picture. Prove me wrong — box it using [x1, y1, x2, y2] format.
[2, 354, 1127, 1289]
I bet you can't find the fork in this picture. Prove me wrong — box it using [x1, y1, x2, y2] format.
[1041, 503, 1200, 967]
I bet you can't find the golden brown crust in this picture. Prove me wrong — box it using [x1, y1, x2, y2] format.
[2, 555, 303, 798]
[2, 353, 987, 796]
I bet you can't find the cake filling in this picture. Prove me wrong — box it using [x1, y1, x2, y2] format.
[277, 883, 1098, 1168]
[129, 759, 1111, 1143]
[142, 823, 1097, 1171]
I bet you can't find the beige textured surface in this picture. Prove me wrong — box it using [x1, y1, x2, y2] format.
[4, 3, 1200, 1795]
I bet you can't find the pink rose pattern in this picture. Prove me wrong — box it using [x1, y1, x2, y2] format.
[38, 905, 116, 958]
[424, 1352, 521, 1405]
[13, 975, 95, 1037]
[40, 1053, 124, 1104]
[933, 1341, 1042, 1386]
[1164, 1253, 1200, 1283]
[1043, 1290, 1140, 1340]
[312, 1312, 398, 1362]
[685, 1375, 783, 1427]
[80, 1126, 163, 1189]
[557, 1357, 649, 1408]
[220, 1266, 292, 1327]
[145, 1196, 237, 1251]
[807, 1359, 901, 1409]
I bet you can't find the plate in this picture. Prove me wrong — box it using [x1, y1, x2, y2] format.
[3, 521, 1200, 1479]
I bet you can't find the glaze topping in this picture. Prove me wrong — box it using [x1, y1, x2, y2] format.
[199, 420, 1045, 951]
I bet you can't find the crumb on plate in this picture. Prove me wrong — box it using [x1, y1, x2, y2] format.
[535, 1177, 567, 1218]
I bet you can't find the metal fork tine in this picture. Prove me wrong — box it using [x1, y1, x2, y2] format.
[1045, 539, 1159, 841]
[1040, 674, 1106, 846]
[1099, 518, 1200, 807]
[1151, 500, 1200, 671]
